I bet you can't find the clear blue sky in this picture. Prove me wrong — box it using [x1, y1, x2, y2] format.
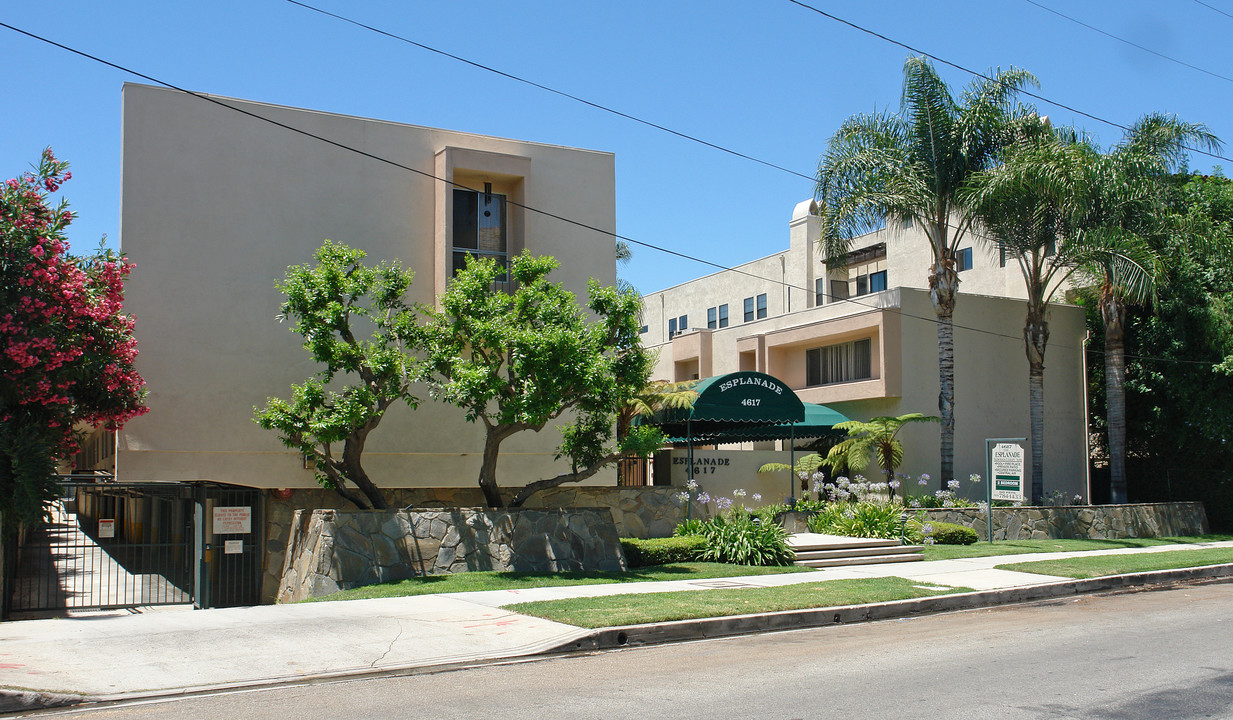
[4, 1, 1231, 294]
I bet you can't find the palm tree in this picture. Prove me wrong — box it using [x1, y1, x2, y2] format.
[965, 115, 1217, 504]
[1076, 115, 1220, 503]
[815, 56, 1037, 489]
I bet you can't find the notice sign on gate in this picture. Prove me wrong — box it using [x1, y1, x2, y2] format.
[991, 442, 1025, 502]
[212, 506, 252, 534]
[98, 519, 116, 538]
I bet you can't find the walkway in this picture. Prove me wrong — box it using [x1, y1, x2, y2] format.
[1, 539, 1230, 709]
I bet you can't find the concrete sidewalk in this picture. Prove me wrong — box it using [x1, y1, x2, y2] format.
[2, 540, 1231, 712]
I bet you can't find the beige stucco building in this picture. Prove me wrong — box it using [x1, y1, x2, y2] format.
[641, 200, 1090, 502]
[110, 84, 619, 491]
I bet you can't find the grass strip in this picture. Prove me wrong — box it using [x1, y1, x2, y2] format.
[306, 562, 809, 602]
[919, 535, 1232, 561]
[503, 577, 971, 628]
[995, 547, 1233, 579]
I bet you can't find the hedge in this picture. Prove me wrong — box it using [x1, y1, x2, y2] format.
[620, 536, 707, 567]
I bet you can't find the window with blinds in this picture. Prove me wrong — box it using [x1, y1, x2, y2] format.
[806, 338, 873, 387]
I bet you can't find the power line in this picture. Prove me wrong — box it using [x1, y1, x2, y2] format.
[1, 21, 1224, 370]
[1023, 0, 1233, 86]
[784, 0, 1233, 167]
[283, 0, 815, 183]
[1193, 0, 1233, 22]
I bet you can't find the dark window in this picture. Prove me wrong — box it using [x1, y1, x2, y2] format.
[957, 247, 973, 272]
[830, 279, 850, 301]
[707, 307, 717, 329]
[743, 297, 755, 322]
[452, 188, 508, 285]
[756, 293, 767, 319]
[855, 274, 869, 296]
[678, 315, 687, 333]
[999, 246, 1007, 268]
[805, 338, 873, 387]
[870, 270, 887, 293]
[718, 304, 729, 328]
[815, 277, 826, 305]
[668, 317, 677, 340]
[639, 325, 649, 334]
[1045, 238, 1056, 257]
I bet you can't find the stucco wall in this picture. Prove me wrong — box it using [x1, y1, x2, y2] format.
[116, 84, 617, 490]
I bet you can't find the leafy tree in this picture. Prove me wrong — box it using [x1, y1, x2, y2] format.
[1, 150, 147, 527]
[254, 240, 419, 510]
[417, 252, 662, 508]
[818, 413, 939, 501]
[815, 56, 1037, 488]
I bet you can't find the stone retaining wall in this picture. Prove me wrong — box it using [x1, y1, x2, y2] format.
[920, 502, 1209, 541]
[278, 507, 627, 602]
[262, 486, 687, 602]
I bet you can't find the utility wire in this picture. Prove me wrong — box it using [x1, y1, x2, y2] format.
[1193, 0, 1233, 22]
[284, 0, 815, 183]
[785, 0, 1233, 166]
[0, 20, 1224, 369]
[1023, 0, 1233, 86]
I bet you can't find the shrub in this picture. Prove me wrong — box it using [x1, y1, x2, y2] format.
[697, 513, 794, 566]
[926, 521, 978, 545]
[809, 501, 911, 541]
[620, 536, 707, 567]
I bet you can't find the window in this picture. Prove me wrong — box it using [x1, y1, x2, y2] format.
[718, 304, 729, 328]
[639, 325, 648, 334]
[707, 307, 717, 330]
[452, 187, 508, 286]
[743, 297, 755, 322]
[999, 246, 1007, 268]
[815, 278, 826, 305]
[678, 314, 687, 332]
[830, 279, 850, 301]
[957, 247, 973, 272]
[1045, 238, 1056, 257]
[756, 293, 767, 319]
[855, 274, 868, 296]
[869, 270, 887, 293]
[806, 338, 872, 387]
[668, 317, 677, 340]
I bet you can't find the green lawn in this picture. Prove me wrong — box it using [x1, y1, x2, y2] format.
[305, 562, 810, 602]
[996, 547, 1233, 578]
[919, 535, 1232, 561]
[504, 577, 971, 628]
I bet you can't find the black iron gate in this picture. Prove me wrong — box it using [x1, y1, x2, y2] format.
[6, 481, 264, 615]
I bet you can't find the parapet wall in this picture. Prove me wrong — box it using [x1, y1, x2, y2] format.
[920, 502, 1209, 541]
[278, 507, 627, 602]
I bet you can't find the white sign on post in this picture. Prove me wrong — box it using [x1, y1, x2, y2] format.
[98, 519, 116, 539]
[212, 506, 252, 534]
[991, 442, 1025, 502]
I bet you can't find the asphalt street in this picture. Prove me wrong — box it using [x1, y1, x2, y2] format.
[23, 581, 1233, 720]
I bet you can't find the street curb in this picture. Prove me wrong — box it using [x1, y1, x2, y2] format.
[551, 563, 1233, 653]
[3, 564, 1230, 715]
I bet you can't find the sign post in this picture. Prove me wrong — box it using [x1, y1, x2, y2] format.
[984, 438, 1025, 542]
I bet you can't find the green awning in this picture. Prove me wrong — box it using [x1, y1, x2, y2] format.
[699, 402, 851, 444]
[636, 371, 806, 442]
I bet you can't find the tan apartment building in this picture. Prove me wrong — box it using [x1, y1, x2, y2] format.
[640, 200, 1090, 503]
[106, 84, 620, 492]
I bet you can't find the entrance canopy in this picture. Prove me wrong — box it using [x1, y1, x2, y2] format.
[636, 371, 848, 444]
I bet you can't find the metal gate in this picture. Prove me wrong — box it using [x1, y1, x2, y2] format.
[6, 481, 264, 615]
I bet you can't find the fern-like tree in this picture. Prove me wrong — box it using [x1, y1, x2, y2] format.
[254, 240, 420, 510]
[821, 413, 939, 501]
[815, 56, 1038, 489]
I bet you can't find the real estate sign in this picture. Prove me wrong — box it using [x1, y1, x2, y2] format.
[990, 442, 1025, 502]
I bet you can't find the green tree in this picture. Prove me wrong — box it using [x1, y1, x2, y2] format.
[1, 150, 148, 528]
[1070, 116, 1218, 503]
[815, 56, 1037, 488]
[820, 413, 939, 501]
[964, 120, 1150, 502]
[254, 240, 420, 510]
[417, 252, 662, 508]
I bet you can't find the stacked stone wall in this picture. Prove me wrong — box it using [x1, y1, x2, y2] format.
[278, 507, 627, 602]
[920, 502, 1208, 541]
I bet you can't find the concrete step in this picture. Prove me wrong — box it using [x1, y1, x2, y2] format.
[788, 538, 904, 553]
[793, 545, 925, 562]
[794, 553, 926, 569]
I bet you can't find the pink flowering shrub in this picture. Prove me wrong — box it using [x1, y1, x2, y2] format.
[1, 149, 147, 526]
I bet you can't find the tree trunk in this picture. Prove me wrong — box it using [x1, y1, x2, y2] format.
[478, 430, 505, 508]
[341, 430, 388, 510]
[1025, 311, 1049, 505]
[1102, 295, 1129, 504]
[508, 453, 620, 508]
[929, 257, 959, 489]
